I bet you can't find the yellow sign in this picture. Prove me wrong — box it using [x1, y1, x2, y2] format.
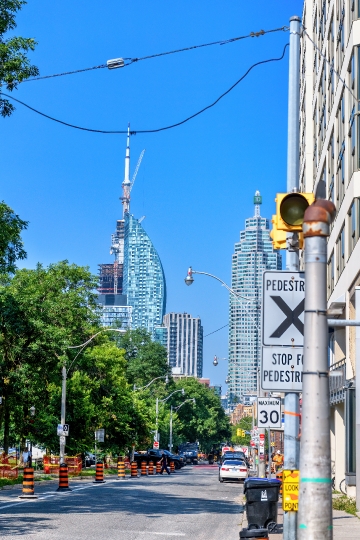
[282, 469, 299, 512]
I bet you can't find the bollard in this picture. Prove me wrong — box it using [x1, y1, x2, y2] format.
[276, 471, 283, 497]
[156, 461, 161, 474]
[141, 460, 147, 476]
[148, 461, 154, 475]
[93, 461, 106, 483]
[19, 467, 38, 499]
[57, 463, 72, 491]
[131, 461, 138, 477]
[170, 461, 175, 473]
[117, 458, 126, 479]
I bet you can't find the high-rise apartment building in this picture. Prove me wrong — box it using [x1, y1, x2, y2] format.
[299, 1, 360, 496]
[154, 312, 203, 377]
[123, 214, 167, 335]
[228, 192, 281, 403]
[97, 126, 166, 335]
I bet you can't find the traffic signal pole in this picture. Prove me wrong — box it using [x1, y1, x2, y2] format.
[283, 15, 301, 540]
[298, 200, 336, 539]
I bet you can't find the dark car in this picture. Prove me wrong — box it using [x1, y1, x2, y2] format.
[83, 453, 96, 467]
[133, 449, 184, 470]
[221, 451, 250, 468]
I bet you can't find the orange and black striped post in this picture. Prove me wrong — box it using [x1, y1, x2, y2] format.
[276, 470, 283, 496]
[170, 461, 175, 473]
[57, 463, 72, 491]
[148, 461, 154, 475]
[141, 460, 147, 476]
[93, 461, 105, 483]
[156, 461, 161, 474]
[19, 467, 38, 499]
[130, 461, 138, 477]
[117, 457, 126, 479]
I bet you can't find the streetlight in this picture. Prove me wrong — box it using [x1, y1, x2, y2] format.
[213, 355, 227, 366]
[59, 328, 127, 464]
[133, 375, 169, 392]
[155, 389, 185, 444]
[169, 399, 196, 454]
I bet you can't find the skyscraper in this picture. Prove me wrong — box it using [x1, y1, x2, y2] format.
[97, 126, 166, 334]
[228, 192, 281, 403]
[154, 312, 203, 377]
[123, 214, 167, 335]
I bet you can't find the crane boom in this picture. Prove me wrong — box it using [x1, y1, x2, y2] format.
[130, 149, 145, 193]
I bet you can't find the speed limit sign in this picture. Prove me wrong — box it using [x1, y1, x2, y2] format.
[257, 397, 282, 428]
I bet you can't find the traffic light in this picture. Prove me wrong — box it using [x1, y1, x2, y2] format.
[242, 430, 246, 438]
[270, 192, 315, 250]
[237, 429, 241, 436]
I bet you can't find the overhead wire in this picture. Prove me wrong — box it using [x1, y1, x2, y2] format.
[1, 43, 289, 135]
[22, 26, 289, 83]
[204, 324, 229, 338]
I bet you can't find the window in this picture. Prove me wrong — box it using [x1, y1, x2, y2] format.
[348, 198, 360, 255]
[327, 251, 334, 298]
[336, 226, 345, 278]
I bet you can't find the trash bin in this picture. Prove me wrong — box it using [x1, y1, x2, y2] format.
[240, 527, 269, 539]
[244, 478, 281, 529]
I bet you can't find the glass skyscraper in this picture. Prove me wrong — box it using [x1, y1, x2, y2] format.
[228, 191, 281, 403]
[123, 213, 167, 335]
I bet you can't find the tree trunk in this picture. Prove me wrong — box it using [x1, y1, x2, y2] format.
[3, 398, 10, 454]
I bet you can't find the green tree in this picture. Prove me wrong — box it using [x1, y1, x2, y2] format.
[0, 201, 28, 273]
[167, 379, 231, 452]
[0, 0, 39, 117]
[0, 261, 99, 452]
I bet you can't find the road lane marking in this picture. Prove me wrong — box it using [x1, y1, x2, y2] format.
[119, 532, 185, 536]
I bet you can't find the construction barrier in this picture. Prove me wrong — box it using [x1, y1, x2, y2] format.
[117, 458, 126, 479]
[43, 455, 82, 476]
[148, 461, 154, 475]
[276, 470, 283, 497]
[141, 460, 147, 476]
[170, 461, 175, 473]
[19, 467, 37, 499]
[0, 453, 18, 479]
[93, 462, 105, 483]
[156, 461, 161, 474]
[131, 461, 138, 477]
[57, 463, 71, 491]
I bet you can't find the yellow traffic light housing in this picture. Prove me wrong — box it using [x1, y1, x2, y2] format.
[270, 192, 315, 250]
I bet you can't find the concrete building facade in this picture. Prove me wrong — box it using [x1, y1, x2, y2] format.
[154, 312, 203, 378]
[300, 0, 360, 495]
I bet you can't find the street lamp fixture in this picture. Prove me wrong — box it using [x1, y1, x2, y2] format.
[213, 355, 227, 366]
[29, 406, 35, 417]
[133, 374, 169, 392]
[225, 377, 230, 384]
[169, 398, 196, 453]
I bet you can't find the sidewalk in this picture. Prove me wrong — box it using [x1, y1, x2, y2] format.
[239, 498, 360, 539]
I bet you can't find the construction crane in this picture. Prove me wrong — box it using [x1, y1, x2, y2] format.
[130, 149, 146, 193]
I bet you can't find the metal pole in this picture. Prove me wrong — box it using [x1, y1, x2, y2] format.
[59, 365, 66, 464]
[283, 15, 301, 540]
[298, 200, 335, 539]
[155, 398, 159, 443]
[169, 406, 173, 454]
[257, 369, 266, 478]
[355, 287, 360, 510]
[268, 429, 272, 478]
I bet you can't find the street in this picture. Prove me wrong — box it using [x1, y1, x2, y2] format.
[0, 465, 244, 539]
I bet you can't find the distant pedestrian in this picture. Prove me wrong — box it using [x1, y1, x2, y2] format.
[159, 452, 170, 475]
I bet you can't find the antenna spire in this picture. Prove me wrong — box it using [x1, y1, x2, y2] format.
[121, 123, 131, 216]
[254, 190, 262, 217]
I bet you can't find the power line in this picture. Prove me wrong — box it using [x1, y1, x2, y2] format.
[1, 43, 289, 135]
[204, 324, 229, 338]
[23, 26, 288, 83]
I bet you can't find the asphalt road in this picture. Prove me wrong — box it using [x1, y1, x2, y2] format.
[0, 465, 244, 539]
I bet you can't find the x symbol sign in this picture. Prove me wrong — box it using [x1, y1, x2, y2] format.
[269, 297, 304, 338]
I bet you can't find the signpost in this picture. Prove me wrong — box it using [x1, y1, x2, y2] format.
[282, 469, 299, 512]
[57, 424, 69, 437]
[257, 398, 282, 429]
[261, 347, 303, 392]
[262, 271, 305, 347]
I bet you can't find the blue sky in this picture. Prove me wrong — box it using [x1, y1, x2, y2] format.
[2, 0, 303, 390]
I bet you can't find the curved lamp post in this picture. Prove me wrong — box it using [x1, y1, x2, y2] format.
[169, 398, 196, 453]
[155, 389, 185, 444]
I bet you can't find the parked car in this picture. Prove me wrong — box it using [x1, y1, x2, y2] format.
[133, 449, 185, 470]
[83, 453, 96, 467]
[221, 451, 250, 468]
[219, 459, 249, 483]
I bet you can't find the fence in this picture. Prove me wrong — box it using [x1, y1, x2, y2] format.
[0, 453, 19, 479]
[43, 455, 82, 476]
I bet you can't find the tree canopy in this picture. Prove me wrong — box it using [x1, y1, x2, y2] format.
[0, 0, 39, 116]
